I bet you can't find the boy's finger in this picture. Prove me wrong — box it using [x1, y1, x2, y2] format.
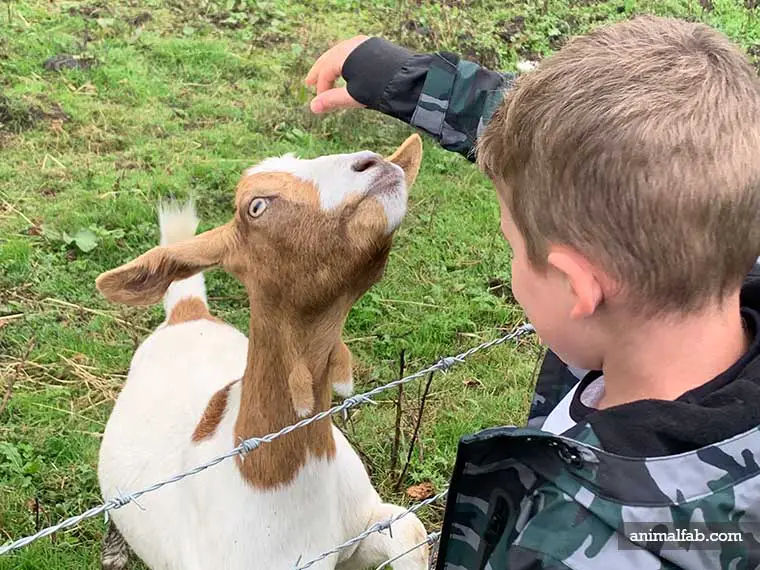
[316, 66, 339, 95]
[305, 51, 330, 86]
[305, 64, 319, 86]
[310, 88, 363, 114]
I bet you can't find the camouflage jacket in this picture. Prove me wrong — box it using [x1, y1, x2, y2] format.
[344, 39, 760, 569]
[435, 420, 760, 570]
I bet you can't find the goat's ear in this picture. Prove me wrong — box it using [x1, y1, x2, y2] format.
[96, 225, 232, 306]
[387, 134, 423, 189]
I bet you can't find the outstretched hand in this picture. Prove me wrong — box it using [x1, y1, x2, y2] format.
[305, 35, 370, 114]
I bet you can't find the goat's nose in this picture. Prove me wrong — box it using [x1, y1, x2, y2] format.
[351, 155, 382, 173]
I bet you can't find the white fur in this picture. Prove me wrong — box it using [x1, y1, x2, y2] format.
[246, 151, 407, 235]
[163, 274, 207, 316]
[294, 405, 314, 418]
[159, 202, 207, 315]
[517, 60, 538, 72]
[159, 200, 199, 245]
[332, 379, 354, 398]
[98, 205, 428, 570]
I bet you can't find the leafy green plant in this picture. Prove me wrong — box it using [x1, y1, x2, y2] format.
[0, 442, 40, 490]
[41, 226, 125, 253]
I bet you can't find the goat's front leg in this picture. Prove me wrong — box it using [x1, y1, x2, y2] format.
[340, 504, 429, 570]
[101, 521, 132, 570]
[329, 340, 354, 398]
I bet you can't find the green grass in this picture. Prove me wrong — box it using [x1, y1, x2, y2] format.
[0, 0, 758, 568]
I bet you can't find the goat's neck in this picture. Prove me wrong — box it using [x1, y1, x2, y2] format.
[233, 302, 343, 489]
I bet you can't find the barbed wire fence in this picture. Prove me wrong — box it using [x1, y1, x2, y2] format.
[0, 323, 535, 561]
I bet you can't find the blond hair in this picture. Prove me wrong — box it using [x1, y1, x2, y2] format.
[479, 15, 760, 314]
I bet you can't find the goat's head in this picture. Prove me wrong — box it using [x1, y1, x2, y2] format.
[96, 135, 423, 316]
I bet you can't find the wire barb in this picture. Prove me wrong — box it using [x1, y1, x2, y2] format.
[343, 393, 377, 407]
[0, 324, 533, 557]
[238, 437, 263, 455]
[436, 355, 462, 371]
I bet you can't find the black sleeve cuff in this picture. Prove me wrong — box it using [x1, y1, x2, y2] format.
[342, 37, 416, 109]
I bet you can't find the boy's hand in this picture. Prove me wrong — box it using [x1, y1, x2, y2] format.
[305, 35, 370, 114]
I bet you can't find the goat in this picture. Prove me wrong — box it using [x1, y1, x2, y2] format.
[94, 135, 429, 570]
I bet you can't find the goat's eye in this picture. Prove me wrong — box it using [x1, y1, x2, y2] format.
[248, 198, 268, 218]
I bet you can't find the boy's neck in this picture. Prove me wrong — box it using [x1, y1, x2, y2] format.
[598, 293, 749, 409]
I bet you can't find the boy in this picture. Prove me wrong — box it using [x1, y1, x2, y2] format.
[306, 15, 760, 569]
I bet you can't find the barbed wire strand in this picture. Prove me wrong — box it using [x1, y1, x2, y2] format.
[376, 531, 441, 570]
[294, 490, 448, 570]
[0, 323, 533, 557]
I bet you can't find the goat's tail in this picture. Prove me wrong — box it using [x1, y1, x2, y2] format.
[158, 199, 208, 318]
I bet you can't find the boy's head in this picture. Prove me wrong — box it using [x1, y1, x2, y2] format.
[478, 16, 760, 369]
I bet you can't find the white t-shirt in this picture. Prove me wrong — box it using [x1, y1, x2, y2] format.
[540, 374, 606, 435]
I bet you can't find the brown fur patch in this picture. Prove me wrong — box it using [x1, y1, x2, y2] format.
[234, 326, 340, 490]
[192, 381, 237, 442]
[234, 414, 337, 489]
[167, 297, 221, 325]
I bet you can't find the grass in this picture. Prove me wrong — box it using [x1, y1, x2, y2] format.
[0, 0, 758, 568]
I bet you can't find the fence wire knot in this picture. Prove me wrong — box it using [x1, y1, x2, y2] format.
[344, 394, 377, 407]
[239, 438, 263, 455]
[109, 493, 140, 510]
[105, 492, 143, 523]
[437, 355, 463, 371]
[376, 518, 393, 538]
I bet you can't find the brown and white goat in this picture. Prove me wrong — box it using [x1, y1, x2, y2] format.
[95, 135, 429, 570]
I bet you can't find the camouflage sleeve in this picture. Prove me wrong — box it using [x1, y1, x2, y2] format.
[342, 37, 515, 161]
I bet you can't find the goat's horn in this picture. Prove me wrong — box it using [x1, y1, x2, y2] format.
[386, 134, 423, 189]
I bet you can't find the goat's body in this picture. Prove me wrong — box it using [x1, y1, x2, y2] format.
[99, 153, 429, 570]
[100, 313, 425, 569]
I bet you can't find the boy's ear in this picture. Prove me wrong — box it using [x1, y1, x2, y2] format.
[96, 225, 232, 306]
[547, 246, 604, 319]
